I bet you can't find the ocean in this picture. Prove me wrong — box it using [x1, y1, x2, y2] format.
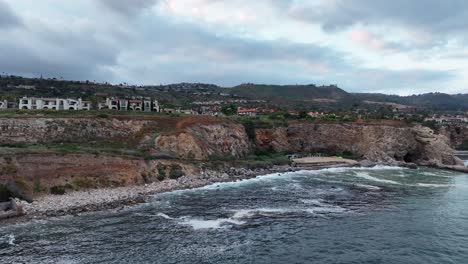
[1, 166, 468, 263]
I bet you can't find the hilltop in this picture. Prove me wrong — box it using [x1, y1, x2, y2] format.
[1, 75, 468, 111]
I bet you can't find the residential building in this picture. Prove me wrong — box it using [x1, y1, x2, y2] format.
[119, 99, 128, 111]
[237, 107, 258, 116]
[0, 100, 7, 110]
[19, 97, 91, 110]
[308, 112, 325, 118]
[128, 100, 143, 111]
[424, 116, 468, 124]
[152, 100, 160, 112]
[178, 109, 198, 115]
[143, 99, 151, 112]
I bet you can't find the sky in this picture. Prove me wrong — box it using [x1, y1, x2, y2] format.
[0, 0, 467, 95]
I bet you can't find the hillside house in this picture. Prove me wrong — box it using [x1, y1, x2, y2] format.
[98, 98, 119, 110]
[128, 100, 143, 111]
[424, 116, 468, 124]
[237, 107, 258, 116]
[308, 112, 325, 118]
[152, 100, 160, 112]
[19, 97, 91, 110]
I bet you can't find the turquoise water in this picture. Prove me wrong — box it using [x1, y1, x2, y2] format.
[1, 166, 468, 263]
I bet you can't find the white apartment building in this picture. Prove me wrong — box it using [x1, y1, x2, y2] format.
[19, 97, 92, 110]
[99, 97, 160, 112]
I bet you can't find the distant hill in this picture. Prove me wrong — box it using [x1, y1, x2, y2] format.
[354, 93, 468, 111]
[1, 75, 467, 111]
[228, 83, 468, 111]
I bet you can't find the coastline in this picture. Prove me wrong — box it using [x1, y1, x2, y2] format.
[4, 161, 467, 226]
[3, 165, 318, 225]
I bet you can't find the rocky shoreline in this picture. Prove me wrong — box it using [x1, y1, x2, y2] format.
[4, 160, 467, 225]
[5, 165, 322, 225]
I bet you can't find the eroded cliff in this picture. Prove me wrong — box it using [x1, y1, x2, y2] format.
[255, 121, 462, 166]
[0, 116, 463, 200]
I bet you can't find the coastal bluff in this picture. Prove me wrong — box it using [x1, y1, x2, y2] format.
[0, 116, 464, 200]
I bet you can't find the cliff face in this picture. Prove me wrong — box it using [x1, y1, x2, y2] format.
[438, 125, 468, 150]
[0, 117, 148, 144]
[256, 122, 462, 166]
[0, 154, 199, 199]
[155, 123, 251, 160]
[0, 117, 463, 199]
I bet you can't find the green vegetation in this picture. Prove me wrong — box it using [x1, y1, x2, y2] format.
[0, 184, 12, 202]
[169, 165, 184, 179]
[157, 164, 167, 181]
[50, 185, 66, 195]
[459, 140, 468, 150]
[71, 177, 95, 190]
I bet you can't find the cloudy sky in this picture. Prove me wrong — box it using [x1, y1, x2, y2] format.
[1, 0, 467, 94]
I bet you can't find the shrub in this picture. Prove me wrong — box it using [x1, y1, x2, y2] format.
[5, 179, 33, 202]
[50, 186, 66, 195]
[270, 156, 290, 166]
[97, 113, 109, 118]
[157, 164, 167, 181]
[0, 184, 12, 202]
[71, 177, 95, 190]
[169, 165, 184, 179]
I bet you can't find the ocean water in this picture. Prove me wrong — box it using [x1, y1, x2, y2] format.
[1, 166, 468, 264]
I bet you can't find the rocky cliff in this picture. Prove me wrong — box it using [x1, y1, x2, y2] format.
[0, 117, 463, 200]
[0, 117, 149, 144]
[155, 123, 251, 160]
[438, 125, 468, 150]
[256, 121, 463, 166]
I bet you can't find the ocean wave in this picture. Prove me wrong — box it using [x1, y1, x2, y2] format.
[415, 183, 453, 188]
[0, 234, 15, 246]
[156, 213, 174, 220]
[197, 166, 406, 191]
[353, 184, 382, 191]
[354, 172, 401, 185]
[178, 217, 245, 230]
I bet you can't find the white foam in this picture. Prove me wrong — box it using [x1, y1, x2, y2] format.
[156, 213, 174, 220]
[178, 217, 244, 230]
[300, 199, 326, 206]
[416, 183, 452, 188]
[305, 206, 347, 214]
[0, 234, 15, 246]
[189, 166, 407, 193]
[355, 172, 401, 185]
[231, 208, 290, 219]
[354, 184, 382, 191]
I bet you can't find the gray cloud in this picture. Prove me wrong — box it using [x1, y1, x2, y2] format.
[290, 0, 468, 35]
[0, 0, 21, 28]
[98, 0, 159, 16]
[0, 0, 462, 94]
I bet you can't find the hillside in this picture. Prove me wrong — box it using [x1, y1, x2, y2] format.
[230, 83, 468, 111]
[1, 75, 468, 111]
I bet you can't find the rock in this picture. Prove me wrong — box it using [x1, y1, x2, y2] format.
[359, 160, 376, 167]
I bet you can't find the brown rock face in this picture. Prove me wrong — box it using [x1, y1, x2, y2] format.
[0, 154, 199, 197]
[438, 125, 468, 150]
[255, 122, 461, 166]
[0, 117, 148, 144]
[155, 123, 251, 160]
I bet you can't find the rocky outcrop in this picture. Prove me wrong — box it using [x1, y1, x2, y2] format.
[155, 123, 251, 160]
[0, 117, 148, 144]
[438, 125, 468, 150]
[0, 153, 200, 198]
[0, 117, 462, 173]
[255, 122, 462, 166]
